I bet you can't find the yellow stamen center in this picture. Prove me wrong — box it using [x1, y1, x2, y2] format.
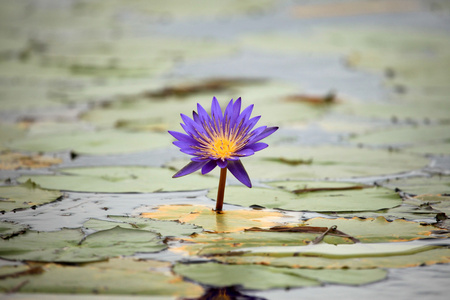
[208, 137, 237, 159]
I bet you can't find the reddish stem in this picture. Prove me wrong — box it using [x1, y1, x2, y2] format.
[215, 167, 227, 212]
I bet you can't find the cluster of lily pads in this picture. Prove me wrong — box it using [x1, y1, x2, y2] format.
[1, 0, 450, 298]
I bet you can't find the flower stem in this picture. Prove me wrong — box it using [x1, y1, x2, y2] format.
[215, 167, 227, 212]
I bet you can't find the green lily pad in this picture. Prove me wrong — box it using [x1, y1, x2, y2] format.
[0, 222, 28, 239]
[173, 262, 387, 289]
[351, 124, 450, 148]
[141, 205, 285, 233]
[192, 146, 428, 181]
[302, 217, 446, 242]
[7, 129, 172, 155]
[0, 258, 203, 297]
[82, 80, 319, 131]
[174, 216, 444, 257]
[208, 181, 401, 212]
[335, 101, 450, 123]
[17, 166, 217, 193]
[83, 216, 203, 237]
[0, 227, 166, 263]
[175, 230, 354, 257]
[218, 244, 450, 269]
[382, 176, 450, 195]
[0, 180, 62, 213]
[174, 262, 320, 290]
[0, 123, 26, 149]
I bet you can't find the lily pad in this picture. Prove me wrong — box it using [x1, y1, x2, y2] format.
[0, 222, 28, 239]
[83, 216, 203, 237]
[0, 227, 166, 263]
[174, 230, 355, 257]
[173, 262, 387, 289]
[202, 146, 429, 181]
[218, 243, 450, 269]
[7, 129, 172, 155]
[0, 180, 62, 213]
[302, 217, 446, 242]
[141, 205, 285, 233]
[174, 262, 319, 290]
[208, 181, 401, 212]
[17, 166, 217, 193]
[0, 123, 26, 149]
[0, 152, 62, 170]
[381, 176, 450, 196]
[351, 124, 450, 148]
[0, 258, 203, 297]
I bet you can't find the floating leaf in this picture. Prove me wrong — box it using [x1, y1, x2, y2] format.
[174, 262, 320, 290]
[173, 262, 387, 290]
[141, 205, 284, 233]
[0, 123, 26, 149]
[7, 129, 171, 155]
[225, 146, 429, 180]
[0, 258, 203, 297]
[218, 243, 450, 269]
[351, 124, 450, 148]
[381, 176, 450, 196]
[0, 180, 62, 213]
[0, 152, 62, 170]
[208, 182, 401, 212]
[0, 222, 28, 239]
[174, 230, 354, 257]
[0, 227, 166, 263]
[83, 216, 203, 237]
[302, 217, 447, 242]
[17, 166, 217, 193]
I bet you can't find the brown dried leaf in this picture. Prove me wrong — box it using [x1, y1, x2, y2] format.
[0, 152, 62, 170]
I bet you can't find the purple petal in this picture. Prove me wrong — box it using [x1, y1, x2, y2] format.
[197, 103, 211, 125]
[227, 159, 252, 188]
[173, 161, 208, 178]
[230, 97, 242, 124]
[248, 126, 267, 141]
[201, 160, 217, 175]
[191, 157, 206, 162]
[211, 97, 223, 120]
[224, 99, 234, 120]
[181, 113, 206, 136]
[173, 140, 193, 149]
[236, 104, 254, 125]
[193, 111, 200, 124]
[168, 130, 197, 143]
[217, 159, 227, 168]
[235, 148, 255, 157]
[180, 148, 198, 155]
[242, 115, 261, 133]
[246, 142, 268, 152]
[249, 126, 279, 144]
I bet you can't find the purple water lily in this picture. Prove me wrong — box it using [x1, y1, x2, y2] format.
[169, 97, 278, 211]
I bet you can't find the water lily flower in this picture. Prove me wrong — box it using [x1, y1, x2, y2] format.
[169, 97, 278, 211]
